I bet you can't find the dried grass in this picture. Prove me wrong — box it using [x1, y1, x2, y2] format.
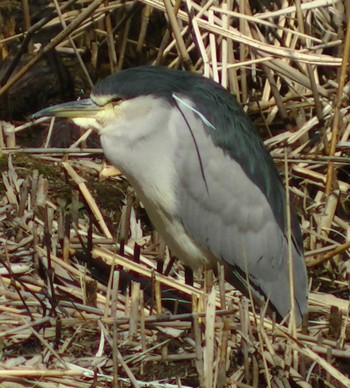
[0, 0, 349, 386]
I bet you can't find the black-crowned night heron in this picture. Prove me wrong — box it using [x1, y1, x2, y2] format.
[33, 66, 308, 323]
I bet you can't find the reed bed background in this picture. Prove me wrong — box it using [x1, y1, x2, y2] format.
[0, 0, 349, 386]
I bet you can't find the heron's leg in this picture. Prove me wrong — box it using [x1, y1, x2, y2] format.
[163, 256, 176, 276]
[184, 265, 194, 287]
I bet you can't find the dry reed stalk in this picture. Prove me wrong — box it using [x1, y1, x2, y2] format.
[164, 0, 193, 69]
[0, 370, 85, 377]
[92, 246, 207, 300]
[145, 0, 342, 64]
[103, 0, 118, 73]
[53, 0, 94, 88]
[325, 8, 350, 194]
[203, 284, 216, 388]
[62, 162, 113, 239]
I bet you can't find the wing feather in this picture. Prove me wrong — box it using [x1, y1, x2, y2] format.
[173, 97, 307, 321]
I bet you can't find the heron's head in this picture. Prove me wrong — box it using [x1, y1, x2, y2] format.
[31, 66, 216, 135]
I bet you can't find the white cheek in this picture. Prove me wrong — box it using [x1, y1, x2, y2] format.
[99, 97, 171, 144]
[72, 117, 100, 130]
[95, 104, 124, 132]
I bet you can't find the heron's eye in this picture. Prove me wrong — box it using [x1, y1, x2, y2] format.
[111, 97, 124, 105]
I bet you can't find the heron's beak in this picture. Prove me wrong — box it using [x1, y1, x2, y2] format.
[31, 99, 102, 120]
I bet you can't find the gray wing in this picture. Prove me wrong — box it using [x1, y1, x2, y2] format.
[173, 95, 308, 322]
